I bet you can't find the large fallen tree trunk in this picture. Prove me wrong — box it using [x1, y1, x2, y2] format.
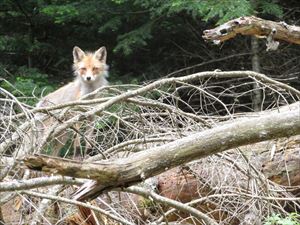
[87, 138, 300, 224]
[24, 103, 300, 201]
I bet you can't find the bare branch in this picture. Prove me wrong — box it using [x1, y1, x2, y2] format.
[23, 104, 300, 200]
[22, 190, 134, 225]
[29, 185, 61, 225]
[125, 186, 218, 225]
[203, 16, 300, 45]
[0, 176, 81, 192]
[2, 69, 300, 224]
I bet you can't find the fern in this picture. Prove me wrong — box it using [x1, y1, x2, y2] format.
[98, 16, 122, 33]
[114, 22, 153, 55]
[258, 0, 283, 18]
[135, 0, 280, 24]
[41, 4, 79, 24]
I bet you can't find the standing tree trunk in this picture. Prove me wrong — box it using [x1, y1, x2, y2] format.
[27, 26, 34, 68]
[251, 37, 262, 111]
[14, 0, 34, 68]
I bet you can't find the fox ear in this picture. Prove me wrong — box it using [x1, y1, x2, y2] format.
[94, 46, 107, 63]
[73, 46, 85, 63]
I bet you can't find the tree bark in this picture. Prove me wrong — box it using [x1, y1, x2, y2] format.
[23, 104, 300, 200]
[251, 36, 262, 111]
[203, 16, 300, 45]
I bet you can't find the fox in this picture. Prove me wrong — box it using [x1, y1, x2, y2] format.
[21, 46, 109, 157]
[37, 46, 108, 107]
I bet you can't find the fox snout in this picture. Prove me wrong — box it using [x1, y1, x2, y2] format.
[82, 71, 96, 82]
[83, 74, 93, 82]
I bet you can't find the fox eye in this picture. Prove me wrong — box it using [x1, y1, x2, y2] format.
[80, 67, 86, 71]
[92, 67, 99, 72]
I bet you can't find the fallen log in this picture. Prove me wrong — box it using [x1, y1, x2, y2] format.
[203, 16, 300, 45]
[64, 135, 300, 224]
[23, 103, 300, 201]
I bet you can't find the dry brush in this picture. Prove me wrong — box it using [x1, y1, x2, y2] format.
[0, 69, 300, 224]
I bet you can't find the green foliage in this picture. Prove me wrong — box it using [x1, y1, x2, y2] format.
[144, 0, 253, 23]
[41, 4, 79, 24]
[264, 213, 300, 225]
[114, 22, 153, 55]
[95, 103, 124, 130]
[107, 0, 284, 56]
[0, 35, 31, 52]
[139, 197, 157, 212]
[257, 0, 283, 17]
[1, 67, 55, 105]
[98, 16, 122, 33]
[138, 0, 282, 24]
[0, 0, 290, 97]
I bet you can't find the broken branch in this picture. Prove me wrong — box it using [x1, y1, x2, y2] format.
[203, 16, 300, 45]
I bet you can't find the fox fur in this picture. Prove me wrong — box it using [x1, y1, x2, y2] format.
[20, 46, 109, 157]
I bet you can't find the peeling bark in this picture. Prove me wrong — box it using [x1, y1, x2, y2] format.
[203, 16, 300, 45]
[261, 138, 300, 187]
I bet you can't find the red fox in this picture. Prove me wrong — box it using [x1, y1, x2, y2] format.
[37, 46, 108, 107]
[22, 46, 109, 157]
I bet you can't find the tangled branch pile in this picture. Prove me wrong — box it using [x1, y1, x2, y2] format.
[0, 71, 300, 224]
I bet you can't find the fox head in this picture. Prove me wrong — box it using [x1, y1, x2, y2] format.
[72, 46, 108, 83]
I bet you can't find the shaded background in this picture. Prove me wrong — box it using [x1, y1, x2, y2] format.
[0, 0, 299, 105]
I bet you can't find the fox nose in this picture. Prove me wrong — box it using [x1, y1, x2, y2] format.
[86, 76, 91, 81]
